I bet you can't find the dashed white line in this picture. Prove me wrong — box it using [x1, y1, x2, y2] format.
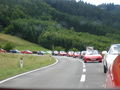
[78, 59, 86, 83]
[83, 64, 86, 68]
[80, 74, 86, 82]
[83, 68, 86, 72]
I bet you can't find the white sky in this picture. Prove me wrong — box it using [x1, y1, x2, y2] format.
[76, 0, 120, 5]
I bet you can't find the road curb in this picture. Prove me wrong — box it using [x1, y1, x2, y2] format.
[0, 58, 59, 84]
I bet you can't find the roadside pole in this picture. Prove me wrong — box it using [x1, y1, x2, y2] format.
[20, 57, 24, 68]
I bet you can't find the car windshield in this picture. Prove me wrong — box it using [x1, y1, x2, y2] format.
[109, 44, 120, 54]
[86, 50, 99, 55]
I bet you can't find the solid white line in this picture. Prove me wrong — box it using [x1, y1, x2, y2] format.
[83, 68, 86, 72]
[80, 74, 86, 82]
[0, 58, 58, 84]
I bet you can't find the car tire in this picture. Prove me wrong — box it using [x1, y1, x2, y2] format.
[104, 65, 107, 73]
[99, 61, 102, 63]
[84, 60, 87, 63]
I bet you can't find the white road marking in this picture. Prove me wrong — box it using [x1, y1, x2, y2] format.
[83, 63, 86, 68]
[78, 59, 86, 68]
[0, 58, 58, 84]
[83, 68, 86, 72]
[80, 74, 86, 82]
[78, 59, 86, 83]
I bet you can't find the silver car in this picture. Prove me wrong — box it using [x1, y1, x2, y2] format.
[102, 44, 120, 73]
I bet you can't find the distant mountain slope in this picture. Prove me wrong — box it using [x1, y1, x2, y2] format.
[43, 0, 120, 30]
[98, 4, 120, 16]
[0, 33, 48, 51]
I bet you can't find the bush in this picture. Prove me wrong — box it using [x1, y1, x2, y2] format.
[54, 46, 65, 51]
[69, 48, 79, 51]
[3, 43, 15, 51]
[0, 45, 2, 48]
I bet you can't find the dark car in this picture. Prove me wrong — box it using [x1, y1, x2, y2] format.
[9, 49, 20, 53]
[37, 51, 46, 55]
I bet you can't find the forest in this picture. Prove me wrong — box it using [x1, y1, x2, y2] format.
[0, 0, 120, 51]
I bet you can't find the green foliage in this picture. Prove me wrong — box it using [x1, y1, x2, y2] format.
[38, 29, 118, 51]
[54, 46, 65, 51]
[0, 0, 120, 51]
[3, 42, 15, 51]
[0, 33, 48, 51]
[0, 45, 2, 48]
[69, 48, 79, 51]
[44, 0, 120, 35]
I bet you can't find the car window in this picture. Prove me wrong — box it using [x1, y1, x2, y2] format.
[86, 50, 99, 55]
[109, 45, 120, 54]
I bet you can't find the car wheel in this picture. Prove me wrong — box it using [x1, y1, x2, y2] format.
[99, 61, 102, 63]
[104, 65, 107, 73]
[84, 60, 87, 63]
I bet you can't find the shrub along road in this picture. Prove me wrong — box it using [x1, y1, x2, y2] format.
[0, 56, 106, 89]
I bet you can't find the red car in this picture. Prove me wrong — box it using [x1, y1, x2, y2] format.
[59, 51, 67, 56]
[21, 50, 33, 54]
[67, 51, 74, 57]
[106, 55, 120, 88]
[73, 52, 80, 58]
[0, 49, 6, 53]
[83, 50, 102, 63]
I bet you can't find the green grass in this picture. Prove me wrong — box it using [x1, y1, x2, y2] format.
[0, 33, 48, 51]
[0, 53, 56, 80]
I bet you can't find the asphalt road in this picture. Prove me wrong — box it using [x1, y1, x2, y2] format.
[0, 56, 106, 89]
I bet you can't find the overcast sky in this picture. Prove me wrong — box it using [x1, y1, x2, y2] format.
[76, 0, 120, 5]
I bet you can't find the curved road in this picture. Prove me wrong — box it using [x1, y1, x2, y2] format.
[0, 56, 106, 89]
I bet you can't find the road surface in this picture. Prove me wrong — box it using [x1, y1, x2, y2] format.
[0, 56, 106, 89]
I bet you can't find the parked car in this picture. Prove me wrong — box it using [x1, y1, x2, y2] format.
[46, 51, 52, 54]
[37, 51, 46, 55]
[9, 49, 20, 53]
[80, 51, 86, 59]
[21, 50, 33, 54]
[73, 52, 81, 58]
[83, 50, 102, 63]
[105, 55, 120, 88]
[52, 51, 59, 55]
[59, 51, 67, 56]
[102, 44, 120, 73]
[0, 49, 6, 53]
[67, 51, 74, 57]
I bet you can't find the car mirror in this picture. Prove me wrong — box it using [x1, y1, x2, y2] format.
[102, 51, 107, 55]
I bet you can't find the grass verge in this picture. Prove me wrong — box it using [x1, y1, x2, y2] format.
[0, 53, 56, 80]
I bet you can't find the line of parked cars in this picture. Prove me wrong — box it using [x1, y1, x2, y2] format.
[52, 50, 81, 58]
[0, 49, 33, 54]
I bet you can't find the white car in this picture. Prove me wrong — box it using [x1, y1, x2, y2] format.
[102, 44, 120, 73]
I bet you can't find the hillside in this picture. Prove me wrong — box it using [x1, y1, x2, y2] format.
[98, 4, 120, 16]
[0, 33, 48, 51]
[44, 0, 120, 31]
[0, 0, 120, 51]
